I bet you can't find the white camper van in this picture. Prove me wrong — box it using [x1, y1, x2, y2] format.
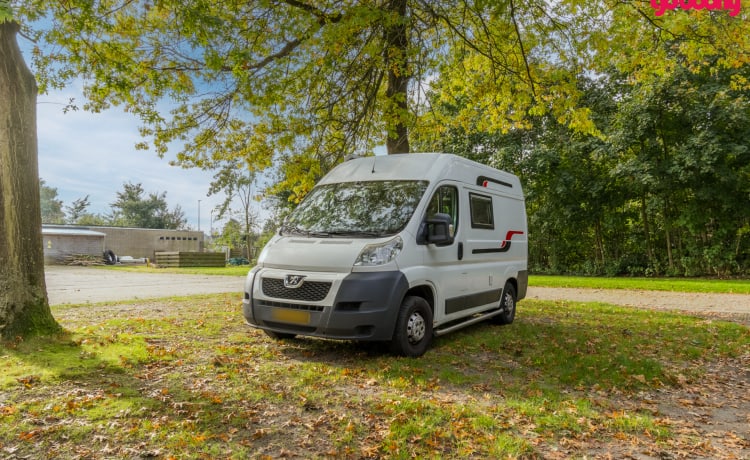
[242, 153, 528, 357]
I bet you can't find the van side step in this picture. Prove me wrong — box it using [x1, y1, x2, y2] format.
[433, 308, 505, 337]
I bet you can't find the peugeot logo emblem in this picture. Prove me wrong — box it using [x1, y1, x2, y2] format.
[283, 274, 306, 288]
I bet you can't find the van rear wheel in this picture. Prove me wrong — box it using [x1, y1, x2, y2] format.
[390, 296, 433, 357]
[492, 283, 516, 325]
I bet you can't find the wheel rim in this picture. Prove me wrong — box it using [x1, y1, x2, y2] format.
[406, 312, 426, 344]
[503, 292, 515, 315]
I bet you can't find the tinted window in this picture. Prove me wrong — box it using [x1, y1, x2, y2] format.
[282, 181, 429, 237]
[470, 193, 494, 229]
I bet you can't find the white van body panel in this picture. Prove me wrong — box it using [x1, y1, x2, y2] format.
[242, 153, 528, 354]
[259, 235, 371, 273]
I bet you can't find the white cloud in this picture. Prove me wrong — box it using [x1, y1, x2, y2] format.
[35, 88, 249, 232]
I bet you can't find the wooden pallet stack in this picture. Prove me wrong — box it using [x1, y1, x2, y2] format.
[154, 251, 226, 268]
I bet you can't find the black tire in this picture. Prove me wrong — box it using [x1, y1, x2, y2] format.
[492, 282, 516, 325]
[103, 250, 117, 265]
[390, 296, 433, 357]
[264, 329, 296, 340]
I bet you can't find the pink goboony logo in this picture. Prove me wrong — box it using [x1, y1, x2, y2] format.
[651, 0, 741, 16]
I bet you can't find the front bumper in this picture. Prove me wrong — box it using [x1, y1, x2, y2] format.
[243, 269, 409, 341]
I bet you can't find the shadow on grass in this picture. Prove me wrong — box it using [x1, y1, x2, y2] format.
[271, 299, 749, 394]
[2, 298, 747, 458]
[0, 327, 265, 457]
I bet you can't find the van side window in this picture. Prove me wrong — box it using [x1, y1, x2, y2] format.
[469, 193, 494, 229]
[427, 186, 459, 236]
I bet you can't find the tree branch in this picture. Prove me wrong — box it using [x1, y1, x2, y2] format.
[239, 1, 344, 73]
[509, 0, 536, 96]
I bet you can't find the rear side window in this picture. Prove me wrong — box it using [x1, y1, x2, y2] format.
[469, 193, 494, 229]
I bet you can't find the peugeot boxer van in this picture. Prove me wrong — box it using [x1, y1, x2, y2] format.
[242, 153, 528, 357]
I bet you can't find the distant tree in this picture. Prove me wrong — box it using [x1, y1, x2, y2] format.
[208, 165, 260, 258]
[609, 61, 750, 276]
[65, 195, 107, 225]
[0, 9, 60, 339]
[255, 217, 279, 257]
[39, 178, 64, 224]
[109, 182, 186, 229]
[420, 53, 750, 276]
[214, 218, 242, 252]
[75, 213, 107, 226]
[65, 195, 88, 222]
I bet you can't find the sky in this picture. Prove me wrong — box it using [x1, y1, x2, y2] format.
[35, 83, 256, 234]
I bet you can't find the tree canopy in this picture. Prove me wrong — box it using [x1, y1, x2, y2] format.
[18, 0, 618, 202]
[65, 194, 91, 223]
[109, 182, 186, 229]
[11, 0, 750, 276]
[418, 42, 750, 276]
[38, 179, 185, 228]
[39, 178, 64, 223]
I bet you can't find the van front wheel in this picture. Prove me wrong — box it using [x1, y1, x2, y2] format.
[390, 296, 433, 357]
[493, 283, 517, 325]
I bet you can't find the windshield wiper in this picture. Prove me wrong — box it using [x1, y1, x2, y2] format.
[280, 224, 312, 236]
[281, 226, 391, 238]
[325, 230, 391, 238]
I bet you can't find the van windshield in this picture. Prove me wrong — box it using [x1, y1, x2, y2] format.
[281, 180, 429, 237]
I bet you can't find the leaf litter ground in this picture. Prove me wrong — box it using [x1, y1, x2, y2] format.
[1, 294, 748, 459]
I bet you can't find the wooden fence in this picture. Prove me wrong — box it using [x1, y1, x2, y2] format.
[154, 251, 226, 267]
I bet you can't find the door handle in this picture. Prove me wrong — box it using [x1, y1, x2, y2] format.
[458, 242, 464, 261]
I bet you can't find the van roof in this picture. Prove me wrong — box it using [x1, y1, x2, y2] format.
[319, 153, 523, 196]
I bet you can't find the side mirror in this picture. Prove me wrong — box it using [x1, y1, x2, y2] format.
[425, 213, 454, 246]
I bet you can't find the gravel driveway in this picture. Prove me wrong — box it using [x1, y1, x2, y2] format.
[45, 266, 749, 320]
[528, 286, 750, 319]
[45, 265, 245, 305]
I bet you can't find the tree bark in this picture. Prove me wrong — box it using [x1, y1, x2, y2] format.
[640, 195, 654, 267]
[663, 201, 674, 272]
[384, 0, 410, 154]
[0, 21, 60, 339]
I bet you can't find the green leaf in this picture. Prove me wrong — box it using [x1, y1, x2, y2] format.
[0, 0, 13, 24]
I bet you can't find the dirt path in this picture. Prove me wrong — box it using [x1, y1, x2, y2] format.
[527, 287, 750, 324]
[525, 287, 750, 459]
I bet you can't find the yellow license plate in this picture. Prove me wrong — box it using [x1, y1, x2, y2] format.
[271, 308, 311, 325]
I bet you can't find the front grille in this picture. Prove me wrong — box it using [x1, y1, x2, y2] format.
[264, 322, 317, 333]
[257, 300, 325, 312]
[262, 278, 332, 302]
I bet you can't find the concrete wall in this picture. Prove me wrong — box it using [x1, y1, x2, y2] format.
[42, 230, 106, 264]
[42, 225, 205, 261]
[99, 227, 204, 259]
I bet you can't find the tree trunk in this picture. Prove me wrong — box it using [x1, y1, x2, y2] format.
[383, 0, 410, 154]
[594, 218, 605, 269]
[0, 21, 60, 339]
[640, 195, 654, 266]
[663, 201, 674, 272]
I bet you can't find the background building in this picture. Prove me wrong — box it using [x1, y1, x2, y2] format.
[42, 225, 205, 264]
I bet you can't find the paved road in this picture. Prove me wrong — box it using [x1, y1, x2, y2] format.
[45, 265, 246, 305]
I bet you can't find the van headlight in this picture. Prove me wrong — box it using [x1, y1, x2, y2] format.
[354, 236, 403, 266]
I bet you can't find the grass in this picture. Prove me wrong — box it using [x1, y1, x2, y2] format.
[1, 294, 748, 459]
[530, 275, 750, 294]
[99, 264, 252, 276]
[99, 264, 750, 294]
